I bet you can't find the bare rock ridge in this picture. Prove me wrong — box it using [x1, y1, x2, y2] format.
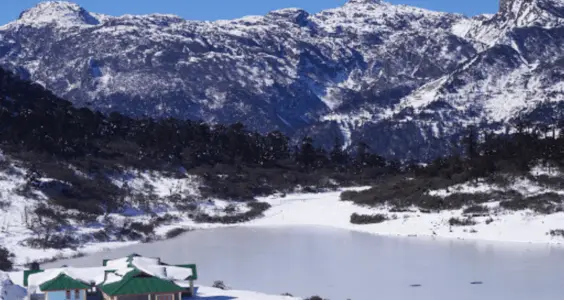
[499, 0, 524, 14]
[17, 1, 100, 25]
[1, 0, 564, 160]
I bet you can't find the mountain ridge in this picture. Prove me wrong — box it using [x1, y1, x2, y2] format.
[0, 0, 562, 159]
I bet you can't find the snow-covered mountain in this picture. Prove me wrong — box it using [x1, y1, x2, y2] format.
[1, 0, 562, 159]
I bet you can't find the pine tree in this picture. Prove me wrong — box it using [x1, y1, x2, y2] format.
[297, 136, 317, 170]
[463, 126, 478, 161]
[329, 137, 347, 167]
[355, 141, 370, 168]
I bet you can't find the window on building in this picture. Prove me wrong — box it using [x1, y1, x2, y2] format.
[156, 294, 173, 300]
[66, 290, 71, 300]
[75, 289, 80, 299]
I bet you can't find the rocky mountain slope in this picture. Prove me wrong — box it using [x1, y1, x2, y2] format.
[0, 0, 562, 159]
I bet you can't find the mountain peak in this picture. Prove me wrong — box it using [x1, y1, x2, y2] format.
[497, 0, 564, 25]
[18, 1, 99, 26]
[346, 0, 384, 5]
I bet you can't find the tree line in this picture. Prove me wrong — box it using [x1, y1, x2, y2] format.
[0, 67, 396, 177]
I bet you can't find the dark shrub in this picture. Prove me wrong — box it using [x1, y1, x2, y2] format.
[443, 193, 492, 207]
[448, 217, 476, 226]
[500, 199, 528, 211]
[501, 192, 563, 214]
[37, 175, 118, 215]
[0, 246, 14, 271]
[0, 200, 9, 210]
[176, 202, 198, 211]
[390, 207, 415, 213]
[339, 174, 484, 210]
[165, 227, 191, 239]
[350, 213, 388, 224]
[463, 205, 489, 215]
[305, 296, 324, 300]
[117, 223, 144, 241]
[224, 204, 238, 214]
[534, 175, 564, 190]
[129, 222, 155, 235]
[340, 190, 359, 201]
[212, 280, 228, 290]
[417, 195, 449, 210]
[485, 174, 511, 187]
[151, 214, 179, 227]
[91, 230, 111, 242]
[34, 204, 70, 226]
[193, 201, 271, 224]
[549, 229, 564, 237]
[247, 201, 271, 211]
[25, 234, 79, 250]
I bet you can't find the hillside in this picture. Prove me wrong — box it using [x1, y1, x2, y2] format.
[0, 66, 397, 266]
[0, 61, 564, 267]
[2, 0, 564, 159]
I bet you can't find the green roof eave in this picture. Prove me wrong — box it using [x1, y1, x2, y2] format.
[40, 274, 90, 291]
[24, 270, 44, 287]
[99, 272, 186, 296]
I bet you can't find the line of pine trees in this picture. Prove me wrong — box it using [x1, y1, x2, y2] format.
[0, 68, 393, 176]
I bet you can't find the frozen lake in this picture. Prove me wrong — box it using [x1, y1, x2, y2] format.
[47, 226, 564, 300]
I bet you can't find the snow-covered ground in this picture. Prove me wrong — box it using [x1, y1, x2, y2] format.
[245, 189, 564, 245]
[194, 286, 297, 300]
[0, 272, 25, 300]
[0, 157, 249, 265]
[155, 183, 564, 246]
[5, 180, 564, 266]
[1, 150, 564, 268]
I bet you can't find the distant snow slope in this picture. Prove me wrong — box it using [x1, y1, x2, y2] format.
[7, 0, 564, 159]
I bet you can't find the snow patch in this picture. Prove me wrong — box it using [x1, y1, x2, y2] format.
[0, 272, 25, 300]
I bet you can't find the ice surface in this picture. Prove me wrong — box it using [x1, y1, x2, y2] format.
[43, 226, 564, 300]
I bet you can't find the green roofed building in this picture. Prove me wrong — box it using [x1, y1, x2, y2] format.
[24, 254, 198, 300]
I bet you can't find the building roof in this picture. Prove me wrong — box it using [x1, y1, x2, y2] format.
[98, 270, 186, 296]
[26, 267, 108, 289]
[98, 254, 195, 296]
[103, 254, 196, 281]
[39, 274, 90, 291]
[25, 254, 197, 296]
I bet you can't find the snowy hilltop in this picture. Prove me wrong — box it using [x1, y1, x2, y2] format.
[2, 0, 564, 159]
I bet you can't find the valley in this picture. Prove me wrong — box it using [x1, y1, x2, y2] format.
[1, 0, 564, 299]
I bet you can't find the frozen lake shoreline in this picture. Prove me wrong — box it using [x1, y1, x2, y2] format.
[158, 187, 564, 246]
[7, 185, 564, 299]
[6, 187, 564, 267]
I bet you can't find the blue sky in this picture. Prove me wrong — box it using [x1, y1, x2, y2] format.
[1, 0, 498, 25]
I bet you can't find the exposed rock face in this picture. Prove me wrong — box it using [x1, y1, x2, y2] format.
[1, 0, 564, 159]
